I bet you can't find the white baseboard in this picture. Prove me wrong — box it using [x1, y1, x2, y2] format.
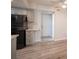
[54, 37, 67, 41]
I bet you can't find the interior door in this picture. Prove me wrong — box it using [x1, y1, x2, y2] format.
[41, 13, 52, 38]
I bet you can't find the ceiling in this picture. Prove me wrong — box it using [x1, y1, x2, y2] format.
[28, 0, 66, 6]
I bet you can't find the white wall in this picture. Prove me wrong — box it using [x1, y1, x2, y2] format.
[54, 9, 67, 40]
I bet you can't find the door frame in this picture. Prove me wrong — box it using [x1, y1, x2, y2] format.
[41, 11, 54, 40]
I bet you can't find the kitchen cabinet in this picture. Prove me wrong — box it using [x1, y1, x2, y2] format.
[11, 0, 29, 9]
[11, 35, 19, 59]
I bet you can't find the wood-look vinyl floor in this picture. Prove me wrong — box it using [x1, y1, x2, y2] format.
[16, 40, 67, 59]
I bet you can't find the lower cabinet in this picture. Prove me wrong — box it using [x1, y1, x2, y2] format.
[11, 35, 19, 59]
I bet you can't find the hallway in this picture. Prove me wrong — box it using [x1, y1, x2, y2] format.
[16, 40, 67, 59]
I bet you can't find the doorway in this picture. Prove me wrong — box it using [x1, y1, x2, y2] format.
[41, 12, 54, 41]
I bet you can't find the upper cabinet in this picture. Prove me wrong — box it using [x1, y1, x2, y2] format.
[11, 0, 29, 8]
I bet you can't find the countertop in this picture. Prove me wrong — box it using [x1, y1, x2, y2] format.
[26, 29, 40, 31]
[11, 34, 19, 39]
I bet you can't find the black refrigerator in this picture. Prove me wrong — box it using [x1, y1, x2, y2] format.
[11, 14, 28, 49]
